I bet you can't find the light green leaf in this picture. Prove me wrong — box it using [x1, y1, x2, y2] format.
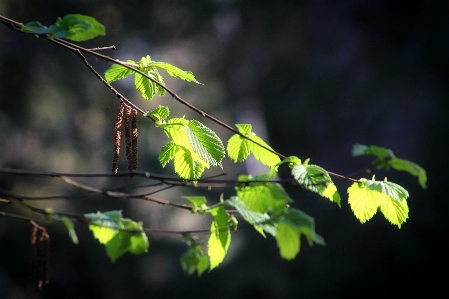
[50, 14, 105, 42]
[227, 124, 280, 166]
[235, 124, 253, 135]
[276, 222, 301, 260]
[182, 196, 208, 213]
[173, 146, 205, 179]
[236, 176, 292, 214]
[347, 179, 409, 227]
[208, 206, 230, 270]
[187, 120, 225, 167]
[227, 134, 251, 163]
[21, 21, 51, 34]
[104, 61, 136, 83]
[248, 135, 281, 167]
[226, 196, 276, 237]
[275, 208, 324, 260]
[292, 163, 340, 206]
[180, 244, 209, 276]
[390, 157, 427, 189]
[85, 211, 149, 262]
[134, 72, 157, 100]
[144, 105, 170, 122]
[152, 61, 202, 84]
[159, 142, 177, 167]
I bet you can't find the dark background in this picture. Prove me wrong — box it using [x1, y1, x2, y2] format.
[1, 1, 447, 298]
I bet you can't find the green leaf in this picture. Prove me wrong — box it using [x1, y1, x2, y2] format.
[50, 14, 105, 42]
[226, 196, 276, 237]
[235, 124, 253, 135]
[236, 175, 292, 214]
[347, 179, 409, 227]
[390, 157, 427, 189]
[227, 124, 280, 166]
[352, 144, 395, 158]
[134, 72, 158, 100]
[207, 206, 231, 270]
[59, 216, 79, 244]
[21, 21, 51, 34]
[161, 118, 223, 179]
[173, 146, 205, 180]
[85, 211, 149, 262]
[47, 211, 79, 244]
[183, 196, 208, 213]
[248, 135, 281, 167]
[159, 142, 177, 167]
[132, 56, 166, 100]
[275, 208, 324, 260]
[144, 105, 170, 122]
[104, 61, 136, 83]
[180, 243, 209, 276]
[291, 163, 341, 206]
[152, 61, 202, 84]
[352, 144, 427, 189]
[187, 120, 225, 167]
[227, 134, 251, 163]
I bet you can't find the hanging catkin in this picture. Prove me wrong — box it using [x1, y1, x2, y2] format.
[112, 102, 125, 173]
[130, 108, 138, 173]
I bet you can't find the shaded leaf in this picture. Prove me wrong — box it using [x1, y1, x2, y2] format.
[50, 14, 105, 42]
[21, 21, 50, 34]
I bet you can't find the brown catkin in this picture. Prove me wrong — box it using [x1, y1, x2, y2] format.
[131, 109, 138, 173]
[30, 226, 50, 290]
[112, 102, 125, 173]
[124, 106, 132, 173]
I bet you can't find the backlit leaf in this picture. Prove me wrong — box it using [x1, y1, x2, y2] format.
[208, 206, 230, 270]
[104, 61, 136, 83]
[187, 120, 225, 167]
[347, 179, 409, 227]
[152, 61, 202, 84]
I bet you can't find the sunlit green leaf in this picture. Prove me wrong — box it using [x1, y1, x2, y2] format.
[159, 142, 177, 167]
[134, 72, 157, 100]
[291, 163, 340, 205]
[183, 196, 208, 213]
[347, 179, 409, 227]
[227, 134, 251, 163]
[152, 61, 202, 84]
[187, 120, 225, 167]
[173, 146, 205, 179]
[208, 206, 230, 270]
[227, 124, 280, 166]
[144, 105, 170, 122]
[104, 61, 136, 83]
[236, 175, 292, 214]
[235, 124, 253, 135]
[248, 135, 281, 167]
[85, 211, 149, 262]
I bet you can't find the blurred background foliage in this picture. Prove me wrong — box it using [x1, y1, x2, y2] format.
[0, 0, 447, 298]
